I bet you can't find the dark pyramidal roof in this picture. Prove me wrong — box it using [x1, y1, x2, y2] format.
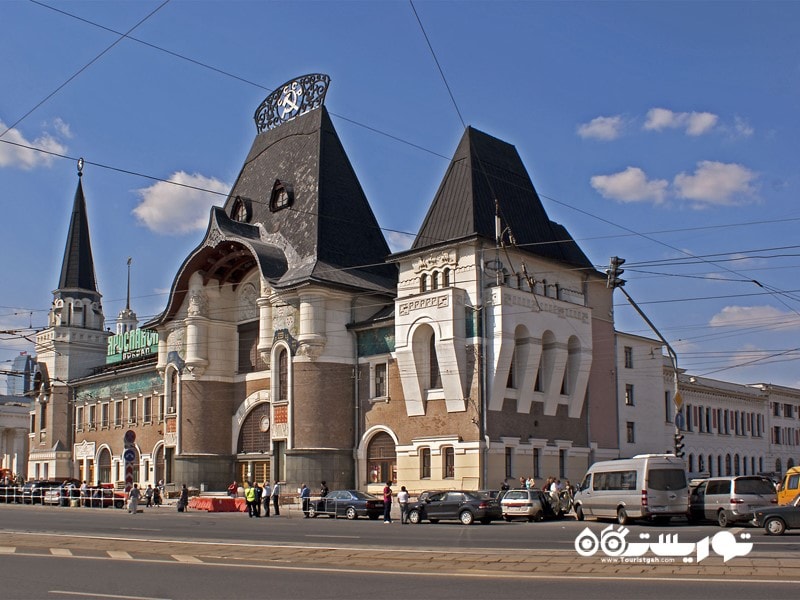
[412, 127, 594, 270]
[56, 177, 100, 301]
[222, 105, 396, 292]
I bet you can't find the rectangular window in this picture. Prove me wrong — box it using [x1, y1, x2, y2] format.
[374, 363, 387, 398]
[774, 402, 781, 417]
[158, 394, 166, 421]
[686, 404, 693, 431]
[88, 405, 96, 429]
[128, 398, 137, 423]
[75, 406, 84, 432]
[237, 321, 266, 373]
[664, 392, 672, 423]
[39, 404, 47, 431]
[443, 447, 455, 479]
[624, 346, 633, 369]
[29, 413, 35, 434]
[625, 384, 634, 406]
[143, 396, 152, 423]
[626, 422, 635, 444]
[420, 448, 431, 479]
[785, 403, 794, 419]
[114, 401, 122, 427]
[100, 403, 109, 428]
[505, 447, 513, 479]
[559, 449, 566, 479]
[533, 448, 541, 479]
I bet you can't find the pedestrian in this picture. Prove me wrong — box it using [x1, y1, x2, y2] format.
[253, 481, 262, 517]
[271, 481, 281, 516]
[300, 483, 311, 517]
[144, 484, 154, 507]
[80, 480, 89, 507]
[178, 484, 189, 512]
[153, 484, 162, 507]
[244, 482, 256, 517]
[227, 480, 238, 498]
[262, 480, 271, 517]
[128, 483, 141, 514]
[383, 480, 392, 523]
[319, 480, 329, 498]
[397, 485, 410, 524]
[500, 479, 510, 491]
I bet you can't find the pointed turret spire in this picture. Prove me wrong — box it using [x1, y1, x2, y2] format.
[56, 160, 101, 301]
[117, 257, 138, 334]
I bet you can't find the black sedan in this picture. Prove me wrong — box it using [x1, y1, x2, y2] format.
[752, 494, 800, 535]
[408, 490, 502, 525]
[307, 490, 384, 520]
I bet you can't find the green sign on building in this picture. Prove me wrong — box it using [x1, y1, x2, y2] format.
[106, 328, 159, 364]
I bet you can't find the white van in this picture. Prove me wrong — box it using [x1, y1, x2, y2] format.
[573, 454, 689, 525]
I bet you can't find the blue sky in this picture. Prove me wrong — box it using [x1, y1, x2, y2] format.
[2, 0, 799, 392]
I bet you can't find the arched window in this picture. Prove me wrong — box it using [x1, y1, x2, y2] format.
[432, 271, 439, 290]
[789, 458, 795, 469]
[277, 347, 288, 402]
[776, 458, 782, 475]
[725, 454, 732, 476]
[420, 448, 431, 479]
[98, 448, 112, 483]
[237, 403, 271, 454]
[688, 454, 695, 473]
[420, 274, 428, 293]
[367, 433, 396, 485]
[442, 268, 450, 287]
[734, 453, 740, 476]
[698, 454, 705, 473]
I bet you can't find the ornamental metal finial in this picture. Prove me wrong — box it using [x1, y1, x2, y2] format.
[254, 73, 331, 133]
[77, 157, 84, 177]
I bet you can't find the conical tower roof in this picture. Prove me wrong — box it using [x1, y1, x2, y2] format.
[412, 126, 593, 270]
[56, 176, 101, 302]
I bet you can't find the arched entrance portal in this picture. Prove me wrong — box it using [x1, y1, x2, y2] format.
[98, 448, 112, 483]
[236, 403, 271, 484]
[367, 432, 396, 485]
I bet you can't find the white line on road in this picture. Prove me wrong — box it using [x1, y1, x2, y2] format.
[50, 590, 171, 600]
[172, 554, 203, 563]
[305, 535, 361, 539]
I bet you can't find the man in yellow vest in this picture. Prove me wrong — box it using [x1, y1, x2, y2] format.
[244, 482, 257, 518]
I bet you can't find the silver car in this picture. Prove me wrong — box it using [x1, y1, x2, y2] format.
[500, 489, 548, 522]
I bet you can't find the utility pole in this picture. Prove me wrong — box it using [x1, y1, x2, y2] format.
[606, 257, 684, 458]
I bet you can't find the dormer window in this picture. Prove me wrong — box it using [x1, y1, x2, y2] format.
[269, 179, 294, 212]
[231, 196, 252, 223]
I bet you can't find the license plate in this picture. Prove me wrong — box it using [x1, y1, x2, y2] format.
[650, 506, 665, 512]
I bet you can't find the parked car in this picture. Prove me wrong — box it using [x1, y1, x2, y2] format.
[777, 466, 800, 506]
[752, 494, 800, 535]
[43, 481, 81, 507]
[500, 488, 560, 522]
[573, 454, 688, 525]
[307, 490, 384, 520]
[689, 476, 776, 527]
[21, 480, 78, 505]
[408, 490, 502, 525]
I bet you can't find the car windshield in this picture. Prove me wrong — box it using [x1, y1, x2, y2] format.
[734, 478, 775, 495]
[648, 469, 687, 491]
[349, 491, 378, 500]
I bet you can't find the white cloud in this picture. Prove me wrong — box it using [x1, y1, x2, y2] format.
[576, 115, 625, 140]
[132, 171, 230, 235]
[0, 119, 68, 169]
[643, 108, 718, 136]
[733, 116, 754, 138]
[673, 161, 758, 206]
[386, 230, 415, 253]
[590, 167, 668, 203]
[51, 118, 73, 139]
[709, 305, 800, 330]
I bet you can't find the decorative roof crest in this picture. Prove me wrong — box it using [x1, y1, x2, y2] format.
[254, 73, 331, 133]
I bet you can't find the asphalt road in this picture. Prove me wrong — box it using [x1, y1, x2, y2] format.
[1, 502, 799, 600]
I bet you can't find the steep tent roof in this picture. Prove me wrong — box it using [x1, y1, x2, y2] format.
[411, 126, 594, 270]
[221, 105, 396, 292]
[56, 177, 101, 301]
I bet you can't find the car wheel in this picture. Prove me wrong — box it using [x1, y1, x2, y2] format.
[308, 506, 317, 518]
[460, 510, 475, 525]
[408, 509, 421, 524]
[617, 507, 629, 526]
[114, 500, 124, 509]
[717, 511, 731, 528]
[534, 510, 544, 522]
[575, 505, 585, 521]
[345, 507, 358, 520]
[765, 517, 786, 536]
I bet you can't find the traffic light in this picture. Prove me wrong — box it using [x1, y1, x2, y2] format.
[673, 433, 685, 458]
[606, 256, 626, 289]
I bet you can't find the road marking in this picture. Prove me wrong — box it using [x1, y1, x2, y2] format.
[50, 549, 72, 556]
[107, 551, 132, 559]
[172, 554, 203, 563]
[50, 591, 171, 600]
[305, 535, 361, 539]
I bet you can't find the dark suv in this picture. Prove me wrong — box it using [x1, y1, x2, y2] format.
[408, 490, 502, 525]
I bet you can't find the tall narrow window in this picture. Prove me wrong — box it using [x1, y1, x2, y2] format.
[507, 347, 516, 388]
[505, 447, 513, 479]
[429, 334, 441, 389]
[432, 271, 439, 290]
[626, 422, 635, 443]
[367, 433, 396, 485]
[278, 348, 288, 402]
[443, 447, 455, 479]
[442, 268, 450, 287]
[533, 448, 541, 479]
[625, 384, 634, 406]
[420, 274, 428, 293]
[374, 363, 387, 398]
[624, 346, 633, 368]
[420, 448, 431, 479]
[143, 396, 152, 423]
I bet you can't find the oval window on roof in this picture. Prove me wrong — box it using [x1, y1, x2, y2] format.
[269, 180, 294, 212]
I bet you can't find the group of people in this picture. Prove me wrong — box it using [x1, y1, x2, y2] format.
[236, 480, 283, 517]
[126, 481, 188, 514]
